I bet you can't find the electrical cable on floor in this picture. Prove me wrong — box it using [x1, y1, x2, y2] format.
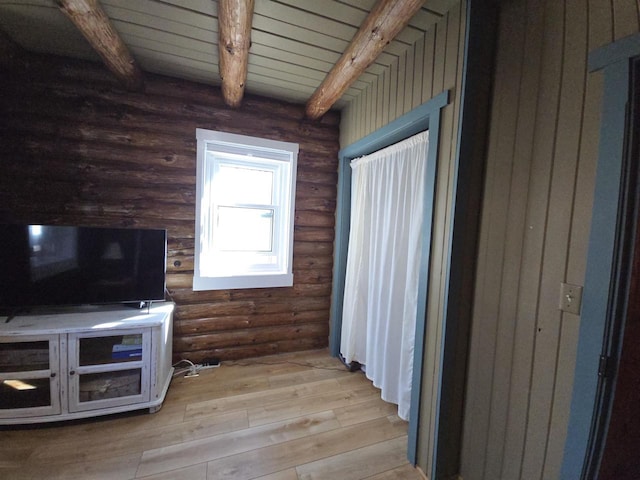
[172, 358, 199, 377]
[223, 359, 353, 372]
[171, 358, 356, 376]
[173, 359, 196, 368]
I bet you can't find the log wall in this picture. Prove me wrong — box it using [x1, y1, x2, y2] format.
[0, 55, 340, 361]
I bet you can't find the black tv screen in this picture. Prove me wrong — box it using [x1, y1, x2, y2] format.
[0, 224, 167, 309]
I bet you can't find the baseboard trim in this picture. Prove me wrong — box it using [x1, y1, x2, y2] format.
[415, 465, 462, 480]
[416, 465, 429, 480]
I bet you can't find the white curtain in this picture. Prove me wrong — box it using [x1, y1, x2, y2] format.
[340, 130, 428, 421]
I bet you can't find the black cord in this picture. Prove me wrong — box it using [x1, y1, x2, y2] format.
[164, 287, 175, 303]
[224, 359, 352, 372]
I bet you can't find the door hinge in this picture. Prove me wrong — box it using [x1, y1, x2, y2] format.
[598, 355, 609, 378]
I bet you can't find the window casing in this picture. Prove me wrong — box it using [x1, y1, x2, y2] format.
[194, 129, 298, 290]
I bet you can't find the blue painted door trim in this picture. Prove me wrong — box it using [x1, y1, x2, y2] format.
[561, 37, 637, 478]
[329, 90, 449, 466]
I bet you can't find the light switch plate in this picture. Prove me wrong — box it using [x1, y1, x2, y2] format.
[560, 283, 583, 315]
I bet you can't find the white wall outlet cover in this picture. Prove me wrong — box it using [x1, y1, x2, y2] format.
[559, 282, 584, 315]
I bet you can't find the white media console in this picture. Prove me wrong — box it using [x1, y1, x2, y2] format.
[0, 302, 174, 424]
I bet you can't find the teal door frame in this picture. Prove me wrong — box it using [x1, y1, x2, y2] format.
[328, 2, 498, 475]
[329, 90, 449, 466]
[562, 33, 640, 479]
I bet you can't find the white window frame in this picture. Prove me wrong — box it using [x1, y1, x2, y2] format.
[193, 129, 298, 290]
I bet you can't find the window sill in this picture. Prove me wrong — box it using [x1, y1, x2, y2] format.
[192, 273, 293, 291]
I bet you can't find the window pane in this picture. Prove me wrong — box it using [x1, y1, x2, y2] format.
[195, 129, 298, 289]
[216, 207, 273, 252]
[217, 164, 273, 205]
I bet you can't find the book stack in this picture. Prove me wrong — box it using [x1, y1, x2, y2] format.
[111, 335, 142, 360]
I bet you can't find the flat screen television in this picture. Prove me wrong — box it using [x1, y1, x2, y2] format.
[0, 224, 167, 309]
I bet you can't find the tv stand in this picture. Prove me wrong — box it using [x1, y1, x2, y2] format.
[0, 303, 174, 424]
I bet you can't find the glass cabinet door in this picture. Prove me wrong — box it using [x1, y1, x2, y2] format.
[0, 336, 61, 418]
[67, 329, 150, 412]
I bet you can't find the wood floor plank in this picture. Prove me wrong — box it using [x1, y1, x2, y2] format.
[295, 435, 408, 480]
[136, 410, 341, 477]
[29, 410, 249, 464]
[168, 349, 347, 404]
[267, 365, 351, 388]
[166, 373, 271, 404]
[253, 469, 299, 480]
[2, 350, 417, 480]
[247, 385, 381, 427]
[364, 463, 426, 479]
[138, 463, 208, 480]
[205, 416, 407, 479]
[0, 468, 25, 480]
[0, 446, 32, 468]
[334, 396, 399, 426]
[184, 378, 345, 421]
[336, 372, 380, 388]
[0, 404, 185, 442]
[181, 362, 305, 387]
[26, 452, 141, 480]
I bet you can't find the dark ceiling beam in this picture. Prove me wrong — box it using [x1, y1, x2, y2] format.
[306, 0, 426, 120]
[218, 0, 254, 108]
[56, 0, 143, 91]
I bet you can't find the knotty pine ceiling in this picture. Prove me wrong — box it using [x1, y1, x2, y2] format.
[0, 0, 458, 110]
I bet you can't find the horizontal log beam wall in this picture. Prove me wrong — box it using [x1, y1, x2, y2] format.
[0, 55, 340, 362]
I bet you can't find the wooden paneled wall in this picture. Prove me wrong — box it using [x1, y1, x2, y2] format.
[0, 55, 340, 362]
[461, 1, 640, 479]
[339, 2, 467, 476]
[339, 2, 464, 147]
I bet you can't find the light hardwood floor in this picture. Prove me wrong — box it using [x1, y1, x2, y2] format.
[0, 349, 425, 480]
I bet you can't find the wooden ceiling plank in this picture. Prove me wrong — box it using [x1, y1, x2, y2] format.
[0, 3, 100, 61]
[246, 79, 320, 105]
[146, 0, 218, 18]
[131, 38, 348, 94]
[254, 11, 407, 67]
[102, 1, 217, 33]
[130, 45, 216, 71]
[275, 0, 368, 28]
[254, 29, 396, 74]
[270, 0, 438, 42]
[254, 1, 358, 42]
[250, 42, 335, 75]
[396, 25, 429, 43]
[253, 38, 379, 86]
[410, 8, 444, 29]
[249, 63, 331, 90]
[217, 0, 254, 107]
[421, 0, 457, 15]
[306, 0, 426, 119]
[252, 14, 349, 55]
[56, 0, 143, 91]
[251, 30, 340, 64]
[249, 53, 370, 91]
[111, 21, 216, 56]
[130, 41, 365, 101]
[139, 55, 354, 107]
[124, 34, 218, 65]
[364, 63, 388, 77]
